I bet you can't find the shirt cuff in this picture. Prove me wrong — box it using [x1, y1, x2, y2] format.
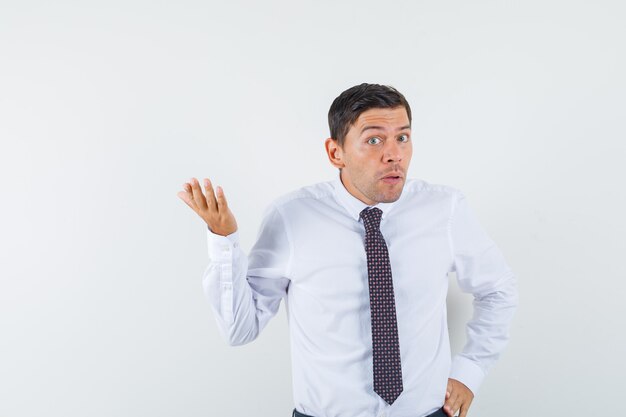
[449, 355, 486, 396]
[206, 226, 240, 262]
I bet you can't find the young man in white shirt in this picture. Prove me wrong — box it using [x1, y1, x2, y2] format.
[178, 83, 518, 417]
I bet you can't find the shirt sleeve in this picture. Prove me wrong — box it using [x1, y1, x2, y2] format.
[447, 191, 518, 395]
[202, 203, 292, 346]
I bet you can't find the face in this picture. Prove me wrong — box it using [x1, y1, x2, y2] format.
[325, 106, 413, 205]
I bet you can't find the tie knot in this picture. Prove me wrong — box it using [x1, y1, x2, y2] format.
[360, 207, 383, 232]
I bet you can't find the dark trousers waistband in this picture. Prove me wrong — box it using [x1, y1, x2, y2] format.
[292, 407, 447, 417]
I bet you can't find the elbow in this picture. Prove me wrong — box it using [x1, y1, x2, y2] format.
[224, 318, 260, 347]
[506, 272, 519, 309]
[474, 271, 518, 310]
[226, 338, 249, 347]
[225, 332, 256, 347]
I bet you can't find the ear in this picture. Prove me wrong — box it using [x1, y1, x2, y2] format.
[325, 137, 345, 169]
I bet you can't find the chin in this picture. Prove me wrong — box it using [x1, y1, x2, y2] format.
[376, 190, 403, 203]
[361, 181, 404, 204]
[380, 195, 402, 203]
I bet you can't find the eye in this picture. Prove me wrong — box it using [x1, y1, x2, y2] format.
[398, 134, 410, 143]
[367, 136, 382, 145]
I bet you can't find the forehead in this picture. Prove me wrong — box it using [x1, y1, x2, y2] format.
[352, 107, 410, 132]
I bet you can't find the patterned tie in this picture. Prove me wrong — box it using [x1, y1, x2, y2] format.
[360, 207, 403, 405]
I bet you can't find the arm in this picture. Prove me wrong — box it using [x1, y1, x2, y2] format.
[445, 191, 519, 416]
[177, 177, 291, 346]
[203, 205, 291, 346]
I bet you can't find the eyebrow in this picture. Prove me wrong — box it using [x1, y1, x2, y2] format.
[360, 124, 411, 134]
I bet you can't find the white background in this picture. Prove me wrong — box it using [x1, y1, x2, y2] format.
[1, 1, 624, 416]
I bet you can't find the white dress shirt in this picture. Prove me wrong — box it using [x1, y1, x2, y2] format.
[202, 173, 518, 417]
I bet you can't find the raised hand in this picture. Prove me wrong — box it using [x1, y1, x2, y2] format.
[177, 177, 238, 236]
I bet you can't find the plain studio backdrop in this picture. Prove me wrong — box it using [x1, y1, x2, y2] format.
[1, 0, 624, 416]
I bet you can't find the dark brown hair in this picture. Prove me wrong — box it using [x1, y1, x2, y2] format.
[328, 83, 412, 148]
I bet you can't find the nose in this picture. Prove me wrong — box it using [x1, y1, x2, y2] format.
[383, 139, 402, 163]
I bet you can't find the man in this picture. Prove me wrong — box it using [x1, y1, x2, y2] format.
[177, 83, 518, 417]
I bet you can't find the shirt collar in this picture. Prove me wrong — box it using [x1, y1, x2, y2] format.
[332, 171, 398, 222]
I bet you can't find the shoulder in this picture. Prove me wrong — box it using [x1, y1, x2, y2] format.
[267, 179, 335, 212]
[394, 178, 466, 220]
[401, 177, 464, 199]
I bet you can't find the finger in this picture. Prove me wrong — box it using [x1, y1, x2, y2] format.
[449, 395, 462, 417]
[459, 403, 470, 417]
[215, 185, 228, 210]
[177, 189, 197, 210]
[189, 177, 208, 210]
[178, 183, 198, 209]
[203, 178, 218, 211]
[444, 392, 460, 417]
